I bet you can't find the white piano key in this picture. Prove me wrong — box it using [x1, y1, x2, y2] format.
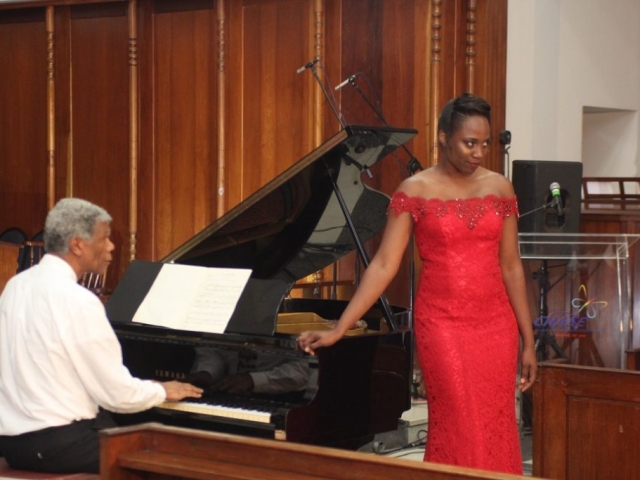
[158, 401, 272, 424]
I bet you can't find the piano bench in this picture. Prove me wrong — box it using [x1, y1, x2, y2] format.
[0, 458, 97, 480]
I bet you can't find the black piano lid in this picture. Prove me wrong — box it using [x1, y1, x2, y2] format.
[106, 125, 416, 337]
[163, 125, 417, 282]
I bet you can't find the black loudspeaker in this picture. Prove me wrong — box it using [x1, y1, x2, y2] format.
[512, 160, 583, 233]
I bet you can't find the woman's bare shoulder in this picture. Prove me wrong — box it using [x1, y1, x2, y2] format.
[478, 169, 516, 197]
[396, 168, 440, 197]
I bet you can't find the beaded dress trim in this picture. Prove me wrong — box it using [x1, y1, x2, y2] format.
[388, 191, 518, 229]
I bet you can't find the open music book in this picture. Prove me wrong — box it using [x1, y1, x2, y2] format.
[131, 263, 251, 334]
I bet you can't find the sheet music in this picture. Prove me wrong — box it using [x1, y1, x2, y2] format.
[132, 264, 251, 333]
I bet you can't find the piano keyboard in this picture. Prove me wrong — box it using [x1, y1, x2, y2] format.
[157, 400, 272, 424]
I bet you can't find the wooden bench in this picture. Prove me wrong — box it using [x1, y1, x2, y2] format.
[0, 241, 21, 293]
[100, 423, 534, 479]
[0, 458, 97, 480]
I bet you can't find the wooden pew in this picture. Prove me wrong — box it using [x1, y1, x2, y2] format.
[99, 423, 533, 480]
[0, 241, 21, 293]
[626, 348, 640, 370]
[0, 458, 97, 480]
[533, 362, 640, 479]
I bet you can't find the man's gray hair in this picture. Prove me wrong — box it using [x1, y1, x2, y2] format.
[44, 198, 112, 254]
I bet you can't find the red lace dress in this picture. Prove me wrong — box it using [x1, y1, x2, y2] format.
[389, 192, 522, 475]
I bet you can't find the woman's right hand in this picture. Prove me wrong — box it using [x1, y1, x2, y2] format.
[297, 329, 342, 355]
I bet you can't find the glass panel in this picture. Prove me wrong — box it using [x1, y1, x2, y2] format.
[519, 233, 640, 368]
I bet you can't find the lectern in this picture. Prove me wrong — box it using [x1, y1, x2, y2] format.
[519, 233, 640, 368]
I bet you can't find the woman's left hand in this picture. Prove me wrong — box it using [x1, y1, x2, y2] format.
[519, 346, 537, 392]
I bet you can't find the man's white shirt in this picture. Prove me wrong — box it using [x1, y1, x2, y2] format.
[0, 254, 165, 436]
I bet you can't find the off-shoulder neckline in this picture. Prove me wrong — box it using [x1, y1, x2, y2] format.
[392, 192, 516, 203]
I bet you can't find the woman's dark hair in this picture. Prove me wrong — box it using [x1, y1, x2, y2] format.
[437, 93, 491, 140]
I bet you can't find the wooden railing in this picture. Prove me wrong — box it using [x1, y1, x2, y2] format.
[582, 177, 640, 210]
[99, 423, 532, 480]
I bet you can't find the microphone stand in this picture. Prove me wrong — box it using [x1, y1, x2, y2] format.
[301, 60, 346, 301]
[518, 202, 553, 219]
[304, 60, 347, 129]
[349, 77, 422, 177]
[298, 60, 398, 330]
[345, 73, 426, 399]
[346, 75, 422, 331]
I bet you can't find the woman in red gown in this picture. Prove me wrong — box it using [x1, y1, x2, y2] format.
[298, 93, 537, 475]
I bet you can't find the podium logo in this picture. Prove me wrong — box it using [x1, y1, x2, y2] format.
[533, 285, 607, 337]
[571, 284, 608, 319]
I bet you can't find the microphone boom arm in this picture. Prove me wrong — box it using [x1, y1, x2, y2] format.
[298, 59, 347, 129]
[347, 75, 423, 174]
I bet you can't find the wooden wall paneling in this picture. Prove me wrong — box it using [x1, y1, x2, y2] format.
[321, 0, 341, 139]
[67, 2, 130, 286]
[331, 0, 418, 306]
[0, 0, 511, 296]
[436, 0, 463, 118]
[411, 0, 430, 172]
[142, 0, 218, 260]
[309, 0, 344, 295]
[377, 0, 429, 306]
[411, 0, 431, 303]
[425, 0, 508, 174]
[471, 0, 507, 174]
[0, 8, 49, 237]
[336, 0, 383, 129]
[329, 0, 383, 292]
[135, 0, 154, 260]
[226, 0, 318, 211]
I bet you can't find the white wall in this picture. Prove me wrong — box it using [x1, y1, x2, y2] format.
[583, 110, 638, 177]
[506, 0, 640, 178]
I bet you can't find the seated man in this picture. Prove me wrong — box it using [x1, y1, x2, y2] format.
[0, 198, 202, 474]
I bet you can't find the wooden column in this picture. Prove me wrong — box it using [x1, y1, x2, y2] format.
[465, 0, 477, 93]
[216, 0, 226, 218]
[312, 0, 324, 147]
[429, 0, 442, 166]
[128, 0, 138, 261]
[46, 6, 56, 210]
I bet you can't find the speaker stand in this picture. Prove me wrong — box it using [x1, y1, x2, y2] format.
[533, 260, 569, 362]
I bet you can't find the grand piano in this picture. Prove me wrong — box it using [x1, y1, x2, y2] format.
[106, 124, 418, 450]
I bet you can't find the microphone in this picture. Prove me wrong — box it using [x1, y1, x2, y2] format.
[296, 58, 319, 74]
[334, 73, 361, 91]
[549, 182, 564, 217]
